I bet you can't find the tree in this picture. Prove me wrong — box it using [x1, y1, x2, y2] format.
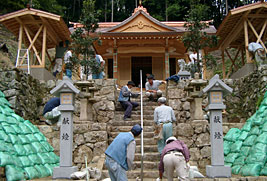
[182, 1, 218, 76]
[71, 0, 102, 80]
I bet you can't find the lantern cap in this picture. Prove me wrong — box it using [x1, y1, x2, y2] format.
[50, 76, 80, 96]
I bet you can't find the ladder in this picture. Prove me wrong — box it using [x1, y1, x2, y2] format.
[16, 49, 30, 74]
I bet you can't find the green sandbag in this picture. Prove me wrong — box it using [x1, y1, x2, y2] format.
[243, 135, 257, 146]
[2, 125, 16, 134]
[24, 120, 39, 133]
[23, 144, 37, 154]
[251, 143, 267, 154]
[262, 122, 267, 132]
[34, 132, 47, 142]
[19, 156, 33, 167]
[224, 162, 232, 167]
[9, 134, 22, 144]
[40, 141, 54, 152]
[225, 153, 239, 163]
[32, 142, 46, 153]
[19, 123, 32, 134]
[0, 106, 11, 116]
[14, 144, 27, 156]
[19, 135, 30, 144]
[38, 153, 53, 164]
[224, 141, 232, 155]
[256, 132, 267, 144]
[35, 164, 51, 177]
[253, 117, 264, 126]
[240, 163, 262, 176]
[230, 141, 243, 153]
[28, 154, 43, 164]
[47, 152, 59, 164]
[238, 131, 249, 141]
[24, 166, 41, 180]
[0, 152, 16, 166]
[0, 97, 11, 106]
[0, 124, 2, 130]
[257, 106, 266, 114]
[44, 164, 54, 175]
[11, 113, 24, 122]
[0, 130, 11, 142]
[5, 165, 25, 181]
[0, 114, 7, 121]
[241, 121, 253, 132]
[6, 116, 17, 124]
[0, 142, 16, 154]
[224, 128, 241, 142]
[240, 146, 251, 156]
[10, 124, 22, 134]
[260, 165, 267, 175]
[0, 91, 5, 98]
[245, 152, 267, 164]
[233, 156, 246, 166]
[25, 133, 38, 142]
[249, 126, 261, 135]
[232, 165, 242, 175]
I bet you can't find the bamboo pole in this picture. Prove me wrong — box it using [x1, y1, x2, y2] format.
[42, 25, 47, 67]
[140, 70, 144, 181]
[244, 20, 252, 63]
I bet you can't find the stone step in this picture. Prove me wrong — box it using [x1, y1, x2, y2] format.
[134, 161, 159, 170]
[135, 152, 160, 162]
[109, 132, 155, 139]
[116, 105, 158, 111]
[115, 110, 154, 115]
[114, 114, 154, 121]
[111, 125, 154, 132]
[111, 120, 155, 127]
[135, 145, 158, 153]
[102, 169, 159, 179]
[108, 137, 158, 145]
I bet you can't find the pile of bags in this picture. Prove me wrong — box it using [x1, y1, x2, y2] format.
[224, 90, 267, 176]
[0, 91, 59, 180]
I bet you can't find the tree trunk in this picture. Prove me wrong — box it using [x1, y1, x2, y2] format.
[225, 0, 228, 15]
[111, 0, 114, 22]
[105, 0, 107, 22]
[165, 0, 168, 21]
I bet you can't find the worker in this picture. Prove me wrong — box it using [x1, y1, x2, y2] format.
[92, 52, 105, 79]
[145, 75, 165, 101]
[64, 47, 73, 79]
[154, 97, 176, 154]
[105, 124, 142, 181]
[118, 81, 140, 120]
[53, 41, 68, 77]
[158, 136, 190, 181]
[43, 97, 61, 126]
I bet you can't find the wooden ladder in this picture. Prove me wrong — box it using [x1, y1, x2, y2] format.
[16, 49, 30, 74]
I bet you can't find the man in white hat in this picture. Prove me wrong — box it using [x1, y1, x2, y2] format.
[158, 137, 190, 181]
[154, 97, 176, 154]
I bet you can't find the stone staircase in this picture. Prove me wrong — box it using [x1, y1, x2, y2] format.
[102, 95, 161, 179]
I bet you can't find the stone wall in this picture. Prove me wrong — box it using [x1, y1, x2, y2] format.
[0, 68, 54, 123]
[224, 65, 267, 123]
[38, 79, 117, 169]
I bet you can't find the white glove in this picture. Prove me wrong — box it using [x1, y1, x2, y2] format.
[156, 178, 161, 181]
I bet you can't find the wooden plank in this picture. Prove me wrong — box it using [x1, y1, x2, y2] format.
[230, 3, 267, 15]
[41, 25, 47, 67]
[244, 20, 252, 63]
[256, 19, 267, 43]
[40, 17, 59, 45]
[247, 19, 267, 53]
[247, 14, 267, 18]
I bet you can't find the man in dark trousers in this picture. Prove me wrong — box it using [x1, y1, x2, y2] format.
[105, 124, 142, 181]
[43, 97, 61, 126]
[118, 81, 140, 120]
[158, 136, 190, 181]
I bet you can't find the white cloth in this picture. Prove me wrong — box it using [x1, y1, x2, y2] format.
[163, 151, 189, 181]
[154, 104, 176, 124]
[126, 132, 136, 170]
[146, 90, 162, 98]
[248, 42, 263, 53]
[53, 58, 62, 73]
[64, 50, 72, 64]
[189, 53, 202, 63]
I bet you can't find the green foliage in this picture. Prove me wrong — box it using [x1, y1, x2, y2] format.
[71, 0, 102, 79]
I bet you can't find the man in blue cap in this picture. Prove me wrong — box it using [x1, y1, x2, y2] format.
[105, 124, 142, 181]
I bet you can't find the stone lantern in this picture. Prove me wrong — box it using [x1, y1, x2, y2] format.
[200, 74, 232, 178]
[185, 72, 207, 120]
[178, 70, 191, 80]
[51, 76, 80, 179]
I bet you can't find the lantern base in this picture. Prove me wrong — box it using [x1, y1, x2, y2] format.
[206, 165, 231, 178]
[53, 166, 78, 179]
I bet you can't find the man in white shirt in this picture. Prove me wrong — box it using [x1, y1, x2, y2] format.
[154, 97, 176, 154]
[64, 48, 73, 79]
[145, 75, 165, 101]
[92, 53, 105, 79]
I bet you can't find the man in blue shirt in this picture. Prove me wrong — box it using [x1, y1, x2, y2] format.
[43, 97, 61, 126]
[105, 124, 142, 181]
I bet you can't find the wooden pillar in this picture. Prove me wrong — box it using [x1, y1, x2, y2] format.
[165, 49, 170, 79]
[41, 25, 47, 67]
[113, 48, 118, 82]
[16, 24, 23, 67]
[244, 20, 252, 63]
[222, 49, 226, 80]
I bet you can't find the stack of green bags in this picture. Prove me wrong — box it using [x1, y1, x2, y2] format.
[0, 91, 59, 180]
[224, 90, 267, 176]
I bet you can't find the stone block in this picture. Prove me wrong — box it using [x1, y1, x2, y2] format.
[182, 101, 190, 111]
[191, 120, 209, 134]
[189, 147, 201, 161]
[73, 124, 90, 134]
[3, 89, 17, 98]
[91, 123, 107, 131]
[177, 123, 194, 137]
[168, 99, 182, 110]
[100, 86, 114, 95]
[38, 125, 53, 135]
[52, 138, 60, 151]
[196, 133, 210, 147]
[168, 89, 184, 99]
[84, 131, 107, 143]
[74, 134, 85, 146]
[103, 79, 115, 86]
[93, 141, 107, 156]
[200, 146, 211, 158]
[73, 145, 93, 163]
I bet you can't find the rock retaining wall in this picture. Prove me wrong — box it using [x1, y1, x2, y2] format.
[225, 65, 267, 123]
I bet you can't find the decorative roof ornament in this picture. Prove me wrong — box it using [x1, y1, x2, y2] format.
[132, 5, 150, 16]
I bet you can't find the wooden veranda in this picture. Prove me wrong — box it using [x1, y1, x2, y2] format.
[0, 8, 71, 71]
[217, 1, 267, 79]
